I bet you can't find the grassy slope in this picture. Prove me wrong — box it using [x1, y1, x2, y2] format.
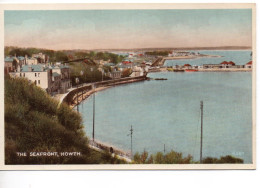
[5, 76, 125, 164]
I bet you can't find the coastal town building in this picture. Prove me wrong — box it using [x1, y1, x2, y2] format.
[4, 56, 18, 74]
[130, 66, 145, 77]
[9, 63, 71, 94]
[108, 70, 122, 79]
[51, 72, 62, 94]
[183, 64, 192, 69]
[25, 55, 38, 65]
[203, 61, 245, 69]
[203, 64, 223, 69]
[32, 52, 49, 64]
[9, 64, 53, 93]
[245, 61, 252, 69]
[5, 53, 49, 74]
[220, 61, 236, 68]
[17, 56, 26, 66]
[49, 63, 71, 94]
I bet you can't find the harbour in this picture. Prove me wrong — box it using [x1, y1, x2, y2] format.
[78, 70, 252, 163]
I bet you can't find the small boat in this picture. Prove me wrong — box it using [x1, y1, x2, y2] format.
[185, 69, 198, 72]
[173, 69, 185, 72]
[155, 78, 168, 80]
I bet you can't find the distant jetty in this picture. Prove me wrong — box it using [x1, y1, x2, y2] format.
[151, 61, 253, 73]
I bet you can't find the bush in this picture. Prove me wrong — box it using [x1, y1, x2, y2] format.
[5, 76, 125, 164]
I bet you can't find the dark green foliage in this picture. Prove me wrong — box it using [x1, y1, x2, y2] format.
[93, 52, 124, 64]
[69, 62, 108, 85]
[5, 76, 125, 164]
[133, 150, 244, 164]
[202, 155, 244, 164]
[133, 150, 193, 164]
[121, 68, 132, 78]
[5, 46, 66, 62]
[145, 51, 170, 56]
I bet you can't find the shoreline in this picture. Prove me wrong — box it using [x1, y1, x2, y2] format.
[60, 76, 147, 109]
[70, 85, 111, 109]
[150, 67, 252, 73]
[164, 54, 222, 61]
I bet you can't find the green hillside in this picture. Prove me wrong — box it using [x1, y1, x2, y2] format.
[5, 76, 125, 164]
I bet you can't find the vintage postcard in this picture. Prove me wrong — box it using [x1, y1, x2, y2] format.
[0, 3, 256, 170]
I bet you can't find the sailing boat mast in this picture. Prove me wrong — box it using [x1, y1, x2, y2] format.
[200, 101, 203, 164]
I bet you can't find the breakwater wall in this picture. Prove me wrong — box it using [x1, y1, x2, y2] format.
[62, 75, 147, 107]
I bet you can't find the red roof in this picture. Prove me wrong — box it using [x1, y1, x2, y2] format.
[184, 64, 191, 66]
[122, 61, 132, 64]
[220, 61, 235, 65]
[246, 61, 252, 65]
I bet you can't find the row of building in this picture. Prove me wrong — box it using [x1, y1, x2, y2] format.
[5, 53, 71, 95]
[102, 61, 148, 79]
[169, 61, 253, 70]
[202, 61, 252, 69]
[4, 53, 49, 74]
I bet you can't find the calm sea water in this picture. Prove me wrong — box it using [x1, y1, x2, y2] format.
[79, 51, 252, 163]
[164, 50, 251, 66]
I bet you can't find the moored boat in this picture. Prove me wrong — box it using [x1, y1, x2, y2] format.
[185, 69, 198, 72]
[173, 69, 185, 72]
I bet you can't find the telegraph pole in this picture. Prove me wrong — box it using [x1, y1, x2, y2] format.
[200, 101, 203, 164]
[92, 84, 95, 141]
[128, 125, 133, 158]
[90, 67, 95, 141]
[76, 77, 79, 112]
[164, 144, 166, 154]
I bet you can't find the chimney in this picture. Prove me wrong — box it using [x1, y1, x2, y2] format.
[25, 55, 28, 65]
[17, 65, 21, 72]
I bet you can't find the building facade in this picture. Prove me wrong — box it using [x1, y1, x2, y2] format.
[9, 64, 52, 93]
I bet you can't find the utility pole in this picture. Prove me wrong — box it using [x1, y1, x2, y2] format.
[200, 101, 203, 164]
[76, 77, 79, 112]
[164, 144, 166, 154]
[128, 125, 133, 158]
[76, 83, 79, 112]
[92, 84, 95, 141]
[90, 67, 95, 141]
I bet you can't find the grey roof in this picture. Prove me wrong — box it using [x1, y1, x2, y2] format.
[52, 72, 61, 77]
[103, 63, 115, 66]
[18, 56, 25, 60]
[49, 64, 69, 69]
[20, 65, 47, 72]
[5, 57, 14, 62]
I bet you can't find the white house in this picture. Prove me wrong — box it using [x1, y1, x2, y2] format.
[9, 64, 52, 93]
[25, 55, 38, 65]
[130, 66, 144, 77]
[9, 63, 71, 94]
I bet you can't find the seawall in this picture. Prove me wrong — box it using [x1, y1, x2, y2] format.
[61, 75, 147, 108]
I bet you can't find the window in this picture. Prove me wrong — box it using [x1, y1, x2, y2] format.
[38, 73, 40, 77]
[38, 80, 40, 84]
[23, 73, 25, 77]
[35, 73, 37, 77]
[34, 80, 37, 85]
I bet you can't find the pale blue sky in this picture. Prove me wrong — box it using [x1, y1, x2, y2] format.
[4, 9, 252, 50]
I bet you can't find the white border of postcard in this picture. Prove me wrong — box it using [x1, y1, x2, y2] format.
[0, 3, 256, 170]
